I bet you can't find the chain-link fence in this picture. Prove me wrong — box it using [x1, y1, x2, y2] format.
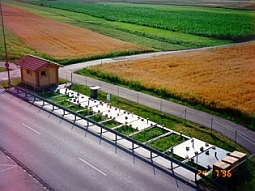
[65, 73, 255, 154]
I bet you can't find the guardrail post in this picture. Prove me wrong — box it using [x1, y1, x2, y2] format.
[150, 151, 156, 175]
[9, 85, 229, 191]
[99, 126, 102, 145]
[115, 133, 118, 154]
[132, 142, 135, 164]
[84, 120, 89, 137]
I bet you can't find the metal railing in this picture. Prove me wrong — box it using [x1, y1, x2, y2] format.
[66, 74, 255, 155]
[7, 84, 227, 190]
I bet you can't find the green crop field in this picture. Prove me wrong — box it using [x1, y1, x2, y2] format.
[2, 0, 253, 63]
[25, 0, 255, 41]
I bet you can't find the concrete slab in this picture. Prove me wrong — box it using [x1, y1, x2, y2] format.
[129, 119, 156, 131]
[39, 87, 232, 181]
[196, 147, 229, 169]
[172, 138, 212, 159]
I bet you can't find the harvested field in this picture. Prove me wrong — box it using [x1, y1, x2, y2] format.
[88, 42, 255, 115]
[2, 4, 148, 59]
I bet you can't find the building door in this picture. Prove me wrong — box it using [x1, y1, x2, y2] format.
[49, 68, 56, 84]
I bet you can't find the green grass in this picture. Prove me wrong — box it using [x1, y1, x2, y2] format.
[68, 104, 84, 112]
[90, 113, 107, 122]
[0, 78, 21, 88]
[70, 82, 253, 190]
[27, 1, 255, 42]
[3, 0, 253, 64]
[40, 83, 254, 191]
[67, 83, 246, 154]
[132, 126, 168, 142]
[147, 134, 187, 152]
[116, 124, 137, 135]
[77, 68, 255, 131]
[102, 119, 121, 128]
[47, 94, 68, 102]
[77, 109, 93, 116]
[6, 1, 242, 56]
[58, 100, 73, 107]
[0, 67, 7, 72]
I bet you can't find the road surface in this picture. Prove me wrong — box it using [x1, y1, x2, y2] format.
[0, 89, 200, 191]
[59, 64, 255, 154]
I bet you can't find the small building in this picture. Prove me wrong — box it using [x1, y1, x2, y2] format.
[15, 55, 62, 88]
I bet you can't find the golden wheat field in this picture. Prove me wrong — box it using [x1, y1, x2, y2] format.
[90, 42, 255, 115]
[2, 4, 147, 59]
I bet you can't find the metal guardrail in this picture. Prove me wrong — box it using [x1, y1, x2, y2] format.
[8, 84, 227, 191]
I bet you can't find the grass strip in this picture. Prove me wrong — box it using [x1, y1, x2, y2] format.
[116, 124, 137, 135]
[132, 126, 168, 143]
[147, 134, 187, 152]
[0, 67, 7, 72]
[77, 68, 255, 131]
[68, 83, 246, 153]
[102, 119, 121, 128]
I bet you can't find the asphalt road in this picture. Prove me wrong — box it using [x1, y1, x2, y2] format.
[0, 89, 200, 191]
[1, 49, 255, 155]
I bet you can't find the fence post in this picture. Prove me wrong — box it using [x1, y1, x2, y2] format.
[117, 86, 119, 107]
[211, 117, 213, 134]
[235, 130, 237, 144]
[160, 100, 163, 124]
[137, 92, 139, 115]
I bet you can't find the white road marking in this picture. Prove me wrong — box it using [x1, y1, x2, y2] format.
[79, 157, 107, 176]
[22, 123, 41, 135]
[0, 164, 18, 172]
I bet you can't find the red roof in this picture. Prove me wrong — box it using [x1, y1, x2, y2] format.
[15, 55, 61, 71]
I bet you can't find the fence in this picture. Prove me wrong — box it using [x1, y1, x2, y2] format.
[67, 73, 255, 155]
[8, 84, 228, 191]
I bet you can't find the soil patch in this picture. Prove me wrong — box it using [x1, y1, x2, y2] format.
[2, 4, 148, 59]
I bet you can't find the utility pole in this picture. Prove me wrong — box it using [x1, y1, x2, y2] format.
[0, 0, 11, 85]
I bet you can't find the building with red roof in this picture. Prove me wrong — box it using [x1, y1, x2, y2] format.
[15, 55, 62, 88]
